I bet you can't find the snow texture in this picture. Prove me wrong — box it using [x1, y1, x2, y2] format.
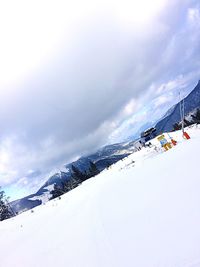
[0, 125, 200, 267]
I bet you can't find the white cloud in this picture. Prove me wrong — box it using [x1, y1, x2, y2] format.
[0, 0, 200, 199]
[188, 7, 200, 26]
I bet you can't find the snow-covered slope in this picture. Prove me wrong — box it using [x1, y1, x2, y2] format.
[11, 141, 137, 214]
[1, 125, 200, 267]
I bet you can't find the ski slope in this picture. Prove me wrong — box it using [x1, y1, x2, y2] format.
[1, 125, 200, 267]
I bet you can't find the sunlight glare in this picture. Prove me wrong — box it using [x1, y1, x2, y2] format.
[114, 0, 166, 27]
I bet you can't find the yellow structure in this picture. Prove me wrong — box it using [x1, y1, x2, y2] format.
[157, 134, 172, 151]
[163, 142, 172, 151]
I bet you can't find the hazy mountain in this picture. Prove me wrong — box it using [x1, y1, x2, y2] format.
[155, 80, 200, 134]
[11, 141, 137, 213]
[11, 80, 200, 214]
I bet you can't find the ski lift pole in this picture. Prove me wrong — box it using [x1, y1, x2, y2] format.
[179, 91, 191, 140]
[179, 92, 184, 136]
[182, 99, 185, 135]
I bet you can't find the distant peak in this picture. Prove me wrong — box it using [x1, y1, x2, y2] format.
[194, 79, 200, 90]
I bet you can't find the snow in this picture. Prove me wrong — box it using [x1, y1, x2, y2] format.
[1, 125, 200, 267]
[28, 185, 54, 204]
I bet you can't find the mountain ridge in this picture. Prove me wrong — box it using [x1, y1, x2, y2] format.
[10, 80, 200, 214]
[155, 80, 200, 133]
[11, 141, 137, 213]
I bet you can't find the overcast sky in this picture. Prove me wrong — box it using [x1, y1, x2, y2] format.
[0, 0, 200, 200]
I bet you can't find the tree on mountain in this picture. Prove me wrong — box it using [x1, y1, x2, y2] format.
[71, 165, 87, 182]
[50, 184, 64, 200]
[173, 122, 181, 131]
[71, 162, 100, 181]
[87, 161, 100, 178]
[50, 163, 101, 200]
[65, 176, 80, 190]
[183, 118, 192, 127]
[173, 116, 194, 131]
[191, 109, 200, 124]
[50, 174, 81, 200]
[0, 188, 13, 221]
[196, 109, 200, 122]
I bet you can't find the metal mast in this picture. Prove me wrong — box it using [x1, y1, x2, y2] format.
[179, 92, 185, 135]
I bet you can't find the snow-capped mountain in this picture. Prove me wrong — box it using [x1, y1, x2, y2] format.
[2, 125, 200, 267]
[11, 140, 138, 213]
[10, 80, 200, 214]
[155, 80, 200, 133]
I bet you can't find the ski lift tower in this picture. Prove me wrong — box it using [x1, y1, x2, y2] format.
[179, 92, 185, 136]
[179, 92, 190, 140]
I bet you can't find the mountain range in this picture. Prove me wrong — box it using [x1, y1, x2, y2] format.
[11, 141, 137, 213]
[155, 80, 200, 133]
[10, 80, 200, 214]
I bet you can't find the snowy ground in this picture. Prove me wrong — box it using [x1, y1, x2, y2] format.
[1, 125, 200, 267]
